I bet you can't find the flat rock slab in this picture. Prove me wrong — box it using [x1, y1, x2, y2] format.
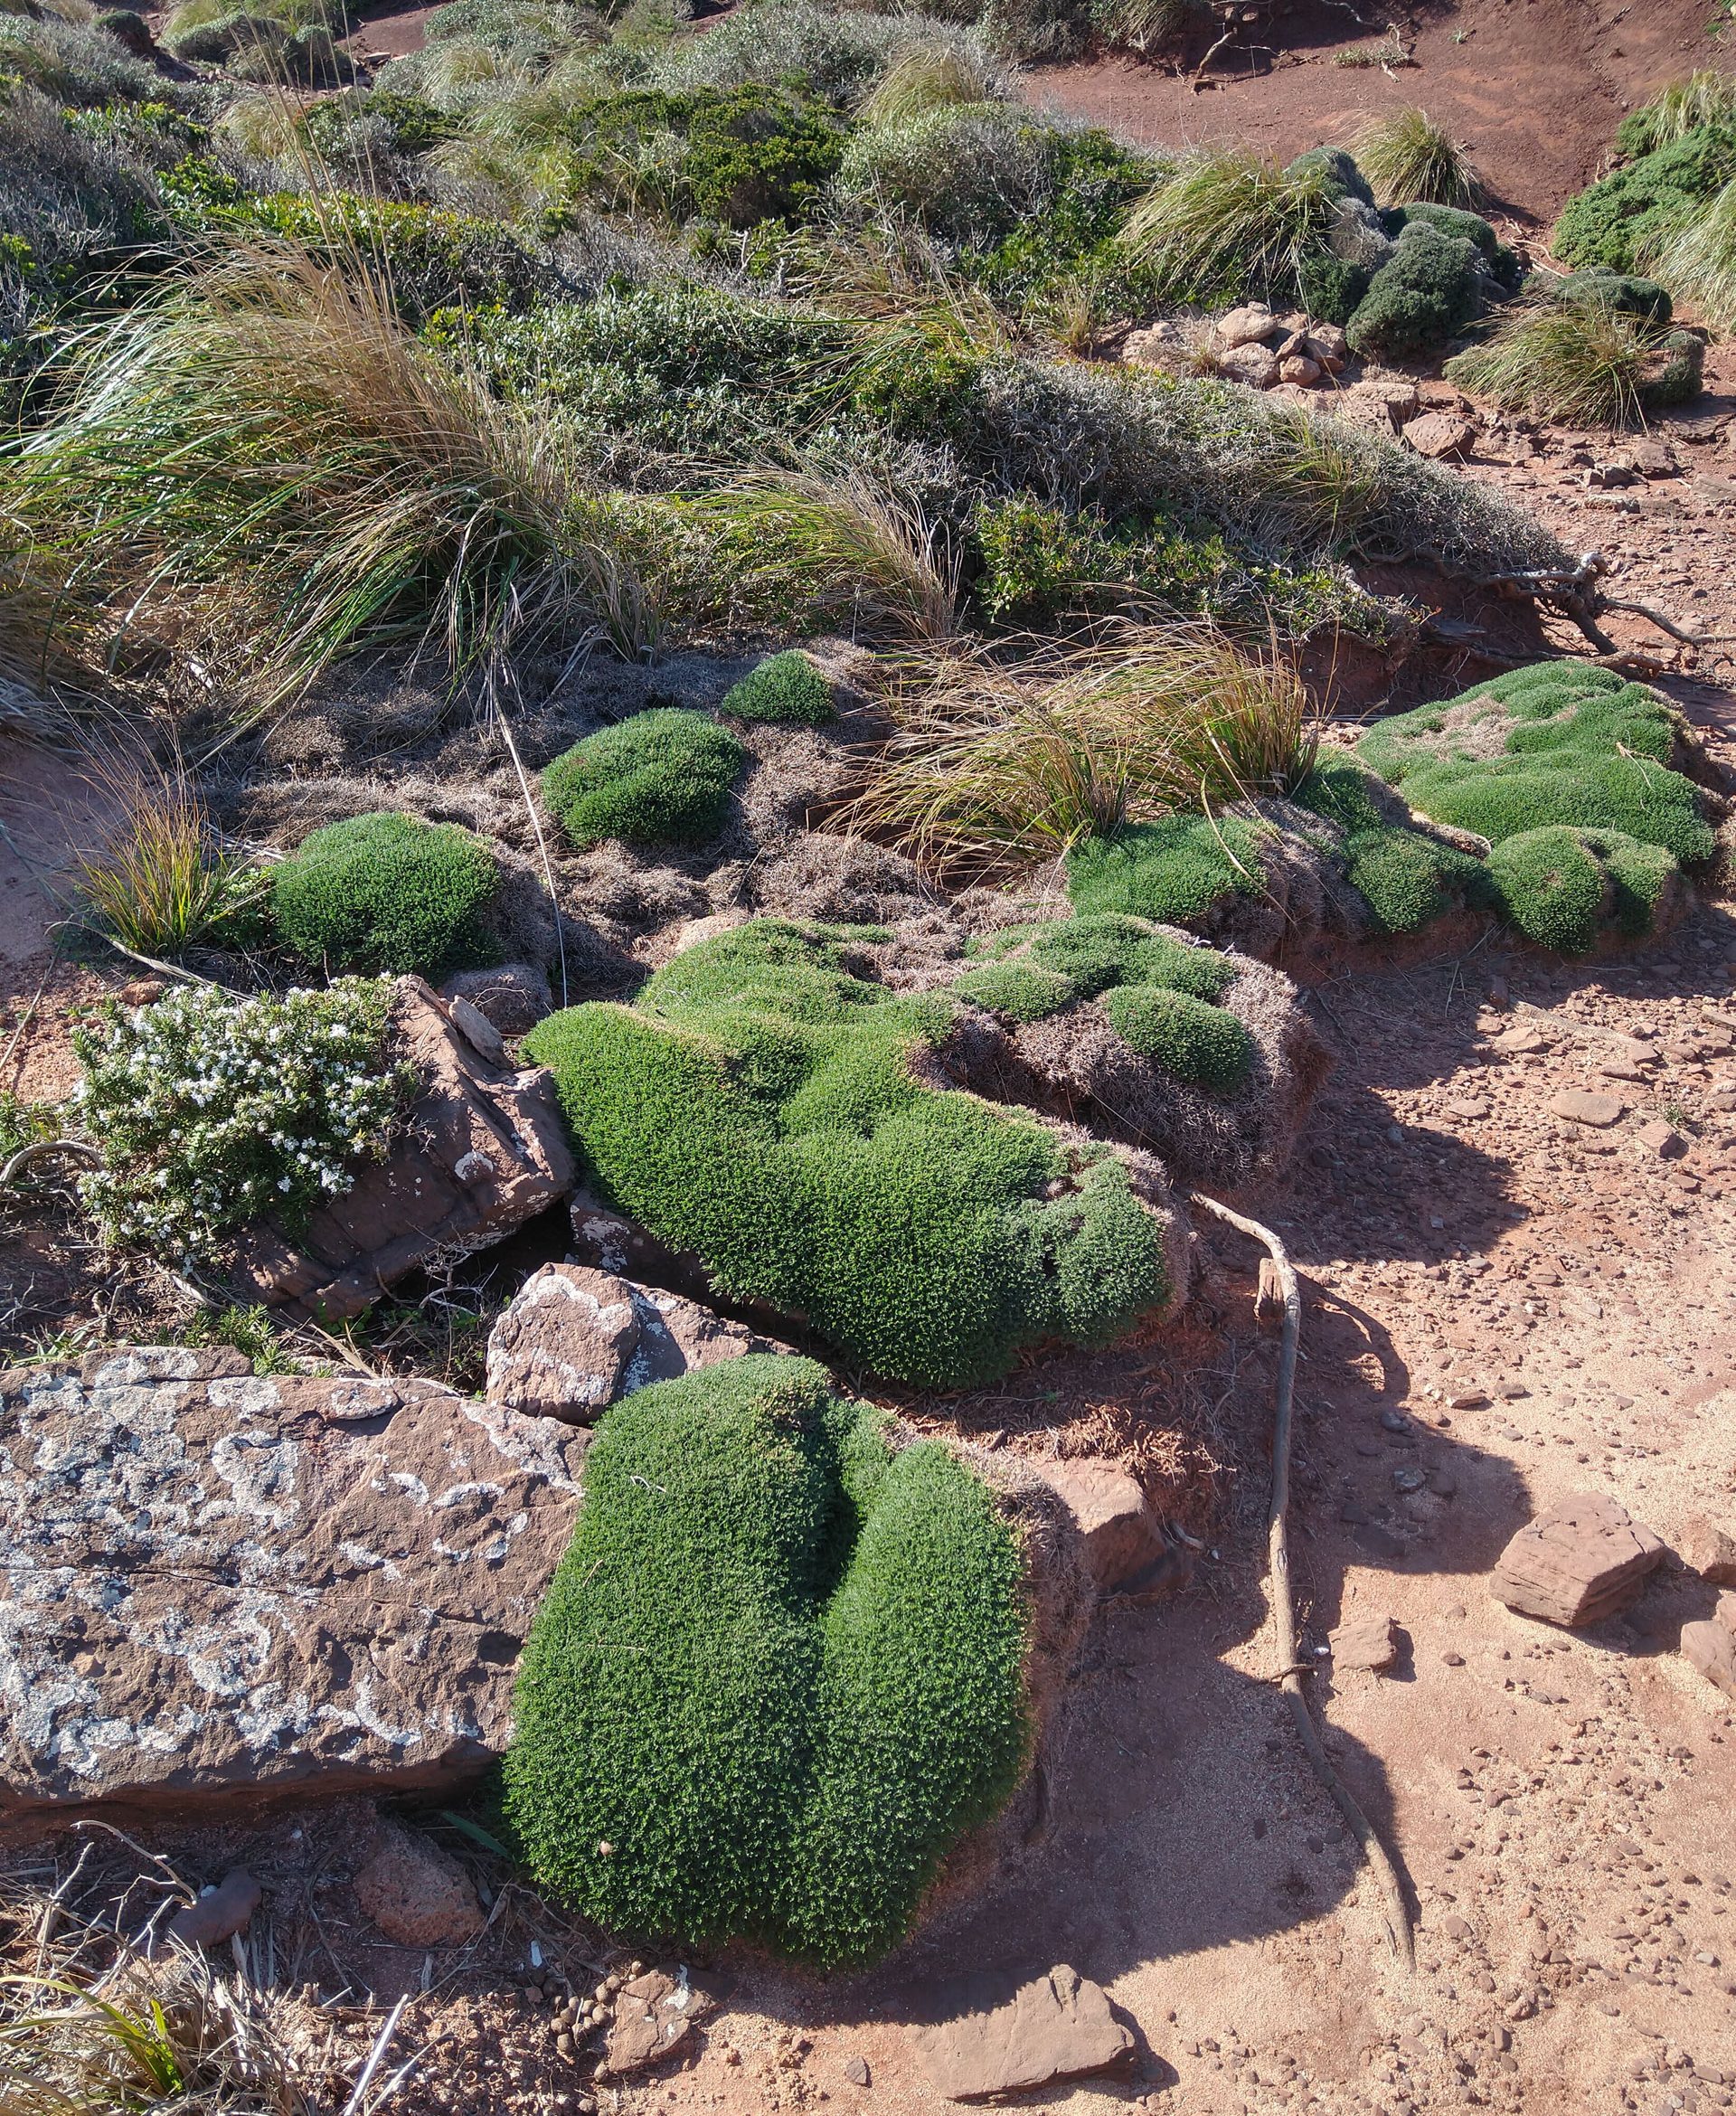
[1491, 1492, 1664, 1629]
[600, 1970, 714, 2079]
[486, 1263, 789, 1424]
[0, 1347, 588, 1818]
[1549, 1088, 1626, 1129]
[231, 978, 575, 1324]
[911, 1965, 1135, 2102]
[1330, 1612, 1400, 1672]
[1682, 1594, 1736, 1702]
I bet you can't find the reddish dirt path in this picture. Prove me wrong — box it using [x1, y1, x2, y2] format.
[1024, 0, 1722, 222]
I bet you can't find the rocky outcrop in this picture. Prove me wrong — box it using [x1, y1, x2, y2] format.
[1682, 1593, 1736, 1703]
[231, 979, 575, 1324]
[911, 1965, 1137, 2102]
[1490, 1493, 1664, 1628]
[485, 1263, 791, 1423]
[0, 1347, 587, 1818]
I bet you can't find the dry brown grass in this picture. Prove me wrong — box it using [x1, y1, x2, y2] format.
[844, 618, 1317, 874]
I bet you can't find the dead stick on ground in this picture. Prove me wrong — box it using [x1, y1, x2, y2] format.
[1190, 1191, 1417, 1969]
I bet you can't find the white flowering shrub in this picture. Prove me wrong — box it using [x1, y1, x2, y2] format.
[71, 979, 414, 1266]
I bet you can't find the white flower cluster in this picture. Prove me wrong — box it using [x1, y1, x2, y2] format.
[71, 978, 413, 1268]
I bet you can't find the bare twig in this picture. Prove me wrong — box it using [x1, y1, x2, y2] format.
[1190, 1191, 1417, 1969]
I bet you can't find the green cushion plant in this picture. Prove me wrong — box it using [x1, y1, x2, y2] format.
[1291, 750, 1486, 934]
[521, 921, 1174, 1387]
[541, 708, 746, 851]
[1354, 660, 1715, 866]
[1065, 813, 1269, 928]
[1553, 124, 1736, 274]
[272, 810, 497, 979]
[1099, 983, 1254, 1090]
[1486, 826, 1679, 953]
[501, 1356, 1028, 1968]
[1344, 221, 1486, 362]
[721, 650, 836, 727]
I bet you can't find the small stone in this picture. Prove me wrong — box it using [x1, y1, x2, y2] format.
[1550, 1088, 1626, 1128]
[1682, 1613, 1736, 1702]
[1218, 342, 1280, 389]
[1678, 1515, 1736, 1586]
[1448, 1391, 1491, 1410]
[842, 2055, 871, 2087]
[1041, 1458, 1179, 1599]
[1402, 411, 1477, 459]
[1216, 303, 1279, 347]
[1491, 1493, 1665, 1628]
[1278, 354, 1323, 385]
[912, 1965, 1135, 2100]
[446, 993, 506, 1063]
[1330, 1612, 1400, 1672]
[164, 1870, 262, 1951]
[1442, 1650, 1466, 1667]
[1635, 1119, 1685, 1157]
[1394, 1465, 1429, 1494]
[118, 978, 166, 1007]
[354, 1822, 485, 1948]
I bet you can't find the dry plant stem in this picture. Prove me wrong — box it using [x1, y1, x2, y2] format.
[1190, 1189, 1418, 1970]
[0, 1139, 100, 1189]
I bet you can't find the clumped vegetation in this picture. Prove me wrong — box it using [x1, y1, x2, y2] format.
[272, 809, 499, 978]
[1553, 119, 1736, 274]
[1446, 279, 1703, 427]
[71, 978, 410, 1265]
[722, 649, 836, 726]
[541, 707, 746, 849]
[522, 920, 1176, 1386]
[1485, 825, 1678, 954]
[503, 1355, 1029, 1965]
[1352, 108, 1485, 209]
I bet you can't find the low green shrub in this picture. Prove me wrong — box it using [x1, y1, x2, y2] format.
[1445, 283, 1702, 426]
[273, 811, 498, 979]
[521, 920, 1174, 1385]
[1618, 71, 1736, 158]
[967, 912, 1239, 1003]
[71, 978, 410, 1265]
[1343, 824, 1485, 935]
[1485, 825, 1677, 953]
[542, 709, 746, 850]
[835, 101, 1056, 244]
[1099, 982, 1253, 1089]
[1065, 813, 1269, 928]
[1553, 123, 1736, 273]
[722, 650, 835, 726]
[1553, 267, 1673, 323]
[1355, 660, 1715, 865]
[1345, 220, 1485, 361]
[502, 1355, 1028, 1966]
[948, 959, 1078, 1022]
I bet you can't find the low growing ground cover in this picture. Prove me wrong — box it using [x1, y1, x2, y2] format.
[502, 1355, 1029, 1965]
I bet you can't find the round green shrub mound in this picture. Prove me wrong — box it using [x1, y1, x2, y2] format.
[1345, 221, 1486, 362]
[502, 1356, 1028, 1966]
[1065, 815, 1268, 927]
[1555, 267, 1673, 324]
[949, 960, 1078, 1022]
[542, 708, 746, 850]
[1342, 826, 1486, 936]
[272, 810, 497, 978]
[721, 650, 836, 727]
[522, 921, 1172, 1387]
[1485, 826, 1609, 953]
[1100, 983, 1255, 1091]
[1553, 124, 1736, 274]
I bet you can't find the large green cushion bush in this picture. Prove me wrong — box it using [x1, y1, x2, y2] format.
[502, 1356, 1028, 1967]
[272, 809, 497, 978]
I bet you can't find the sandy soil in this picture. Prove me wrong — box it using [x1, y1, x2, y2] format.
[1024, 0, 1721, 222]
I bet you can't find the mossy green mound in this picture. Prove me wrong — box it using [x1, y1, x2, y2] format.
[272, 810, 496, 978]
[521, 921, 1174, 1387]
[1065, 814, 1269, 928]
[1486, 826, 1680, 953]
[1291, 752, 1486, 935]
[954, 914, 1251, 1088]
[1099, 983, 1254, 1090]
[1354, 660, 1714, 866]
[502, 1356, 1028, 1967]
[721, 650, 836, 727]
[542, 708, 746, 851]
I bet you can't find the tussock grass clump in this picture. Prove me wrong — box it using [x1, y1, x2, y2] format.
[1644, 175, 1736, 331]
[1118, 146, 1337, 304]
[503, 1355, 1029, 1966]
[722, 650, 836, 727]
[12, 242, 662, 705]
[1356, 660, 1716, 866]
[1445, 284, 1702, 426]
[273, 809, 499, 978]
[858, 42, 1000, 125]
[73, 750, 269, 959]
[522, 919, 1175, 1385]
[1351, 108, 1485, 208]
[542, 708, 746, 850]
[848, 624, 1316, 874]
[1618, 71, 1736, 158]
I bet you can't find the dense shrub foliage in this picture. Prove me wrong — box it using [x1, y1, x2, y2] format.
[1553, 125, 1736, 273]
[502, 1356, 1029, 1965]
[1066, 813, 1269, 925]
[541, 709, 746, 849]
[523, 920, 1174, 1385]
[273, 811, 499, 978]
[722, 650, 836, 726]
[1485, 825, 1676, 954]
[70, 979, 410, 1264]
